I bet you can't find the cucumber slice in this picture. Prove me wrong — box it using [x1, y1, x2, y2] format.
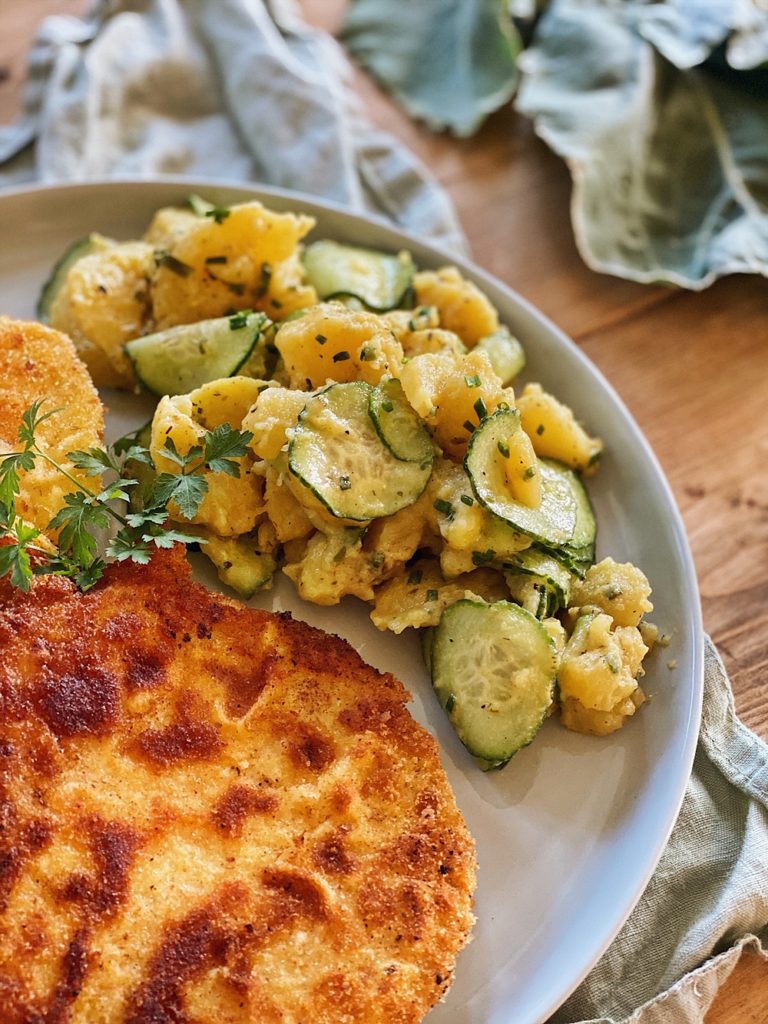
[475, 327, 525, 385]
[535, 463, 597, 573]
[431, 599, 556, 767]
[302, 239, 415, 311]
[465, 407, 577, 547]
[504, 547, 573, 617]
[37, 235, 101, 321]
[125, 312, 268, 396]
[201, 533, 276, 598]
[369, 378, 434, 464]
[288, 381, 432, 522]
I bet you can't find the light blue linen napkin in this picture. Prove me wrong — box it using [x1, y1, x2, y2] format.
[1, 3, 766, 1021]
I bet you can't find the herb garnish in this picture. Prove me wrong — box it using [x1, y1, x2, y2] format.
[155, 251, 194, 277]
[0, 402, 252, 593]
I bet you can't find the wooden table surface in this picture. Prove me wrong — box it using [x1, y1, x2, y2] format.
[1, 1, 766, 1020]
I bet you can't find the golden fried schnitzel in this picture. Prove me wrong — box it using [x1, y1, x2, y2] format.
[0, 545, 475, 1023]
[0, 318, 104, 536]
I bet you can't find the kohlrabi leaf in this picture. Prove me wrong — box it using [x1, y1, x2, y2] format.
[516, 0, 768, 289]
[341, 0, 521, 137]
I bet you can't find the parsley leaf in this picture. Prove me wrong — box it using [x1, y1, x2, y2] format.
[203, 424, 253, 477]
[150, 472, 208, 521]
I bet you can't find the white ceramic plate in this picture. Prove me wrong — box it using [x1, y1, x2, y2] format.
[0, 179, 703, 1024]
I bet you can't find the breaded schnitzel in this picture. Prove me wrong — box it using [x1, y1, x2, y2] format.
[0, 318, 104, 536]
[0, 545, 475, 1023]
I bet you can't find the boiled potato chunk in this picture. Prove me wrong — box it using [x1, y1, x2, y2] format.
[413, 266, 499, 346]
[151, 394, 265, 536]
[371, 559, 507, 633]
[48, 238, 154, 389]
[399, 349, 514, 460]
[517, 383, 603, 473]
[275, 303, 404, 389]
[570, 557, 653, 627]
[558, 611, 648, 717]
[150, 201, 316, 329]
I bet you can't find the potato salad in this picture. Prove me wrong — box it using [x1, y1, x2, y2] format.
[42, 195, 658, 769]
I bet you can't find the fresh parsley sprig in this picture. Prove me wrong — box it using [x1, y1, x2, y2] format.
[0, 402, 253, 593]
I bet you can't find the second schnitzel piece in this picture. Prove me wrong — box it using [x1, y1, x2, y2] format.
[0, 317, 104, 535]
[0, 545, 476, 1023]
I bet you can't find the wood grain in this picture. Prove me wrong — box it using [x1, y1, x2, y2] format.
[1, 0, 766, 1019]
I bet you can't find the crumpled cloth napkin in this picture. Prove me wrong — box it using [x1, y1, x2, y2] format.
[1, 3, 766, 1022]
[0, 0, 465, 254]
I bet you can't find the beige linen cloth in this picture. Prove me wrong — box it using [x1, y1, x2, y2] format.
[0, 2, 765, 1021]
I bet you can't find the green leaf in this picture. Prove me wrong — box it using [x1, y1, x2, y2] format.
[18, 401, 61, 449]
[150, 472, 208, 521]
[203, 423, 253, 477]
[0, 450, 35, 506]
[516, 0, 768, 288]
[68, 447, 116, 476]
[161, 437, 204, 470]
[342, 0, 521, 136]
[145, 526, 202, 548]
[48, 493, 109, 566]
[107, 530, 152, 563]
[0, 542, 32, 592]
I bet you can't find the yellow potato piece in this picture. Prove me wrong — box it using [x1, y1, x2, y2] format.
[150, 395, 265, 537]
[400, 349, 514, 460]
[150, 201, 316, 329]
[570, 557, 653, 627]
[413, 266, 499, 346]
[49, 238, 154, 389]
[275, 303, 404, 390]
[518, 382, 602, 474]
[371, 559, 507, 633]
[242, 386, 310, 461]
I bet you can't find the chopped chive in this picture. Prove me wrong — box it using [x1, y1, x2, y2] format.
[225, 281, 245, 296]
[188, 194, 212, 216]
[497, 440, 510, 458]
[433, 498, 453, 516]
[339, 475, 352, 490]
[471, 549, 496, 566]
[360, 344, 377, 361]
[445, 693, 456, 713]
[407, 319, 418, 331]
[155, 251, 194, 277]
[333, 351, 351, 362]
[333, 546, 347, 563]
[473, 397, 488, 421]
[206, 206, 230, 224]
[369, 551, 385, 568]
[426, 589, 438, 602]
[460, 494, 474, 506]
[524, 465, 536, 479]
[228, 310, 252, 330]
[255, 262, 272, 298]
[315, 334, 327, 345]
[464, 374, 481, 388]
[463, 420, 476, 434]
[270, 298, 283, 309]
[205, 255, 228, 265]
[381, 400, 394, 413]
[536, 423, 545, 435]
[407, 569, 423, 586]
